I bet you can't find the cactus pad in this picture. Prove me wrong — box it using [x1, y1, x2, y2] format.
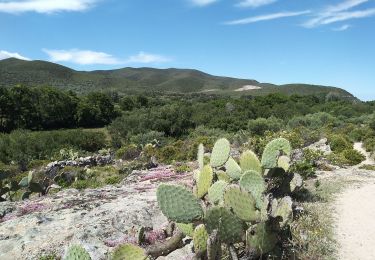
[176, 223, 194, 237]
[271, 196, 293, 227]
[239, 172, 266, 208]
[208, 180, 228, 205]
[64, 245, 91, 260]
[240, 150, 262, 174]
[277, 156, 290, 172]
[290, 173, 303, 192]
[246, 223, 277, 255]
[197, 144, 204, 170]
[157, 184, 203, 223]
[193, 224, 209, 254]
[261, 138, 291, 169]
[223, 185, 258, 222]
[216, 170, 231, 183]
[197, 165, 214, 198]
[210, 138, 231, 167]
[225, 157, 242, 180]
[111, 244, 147, 260]
[205, 206, 245, 243]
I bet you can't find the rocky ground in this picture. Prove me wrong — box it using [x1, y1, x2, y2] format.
[0, 166, 194, 260]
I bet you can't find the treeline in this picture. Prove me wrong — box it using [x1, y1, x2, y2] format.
[0, 85, 118, 132]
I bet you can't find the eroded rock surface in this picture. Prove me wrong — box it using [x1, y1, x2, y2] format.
[0, 166, 193, 260]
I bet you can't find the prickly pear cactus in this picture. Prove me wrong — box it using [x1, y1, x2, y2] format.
[196, 165, 214, 198]
[216, 170, 231, 183]
[210, 138, 230, 167]
[193, 224, 209, 254]
[225, 157, 242, 180]
[239, 171, 266, 208]
[157, 184, 203, 223]
[261, 138, 291, 169]
[224, 184, 258, 222]
[111, 244, 148, 260]
[205, 206, 245, 243]
[277, 155, 290, 172]
[240, 150, 262, 174]
[176, 223, 194, 237]
[208, 180, 227, 205]
[197, 144, 204, 170]
[271, 196, 293, 227]
[246, 223, 278, 255]
[155, 137, 300, 259]
[64, 245, 91, 260]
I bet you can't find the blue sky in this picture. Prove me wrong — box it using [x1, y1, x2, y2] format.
[0, 0, 374, 100]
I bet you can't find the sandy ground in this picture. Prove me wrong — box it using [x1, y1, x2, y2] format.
[334, 143, 375, 260]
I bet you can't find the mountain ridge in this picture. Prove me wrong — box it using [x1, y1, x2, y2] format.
[0, 58, 356, 100]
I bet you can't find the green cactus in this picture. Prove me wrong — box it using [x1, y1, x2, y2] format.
[193, 224, 209, 254]
[176, 223, 194, 237]
[223, 185, 258, 222]
[208, 180, 228, 205]
[240, 150, 262, 174]
[290, 173, 303, 192]
[225, 157, 242, 180]
[111, 244, 148, 260]
[205, 206, 245, 243]
[239, 171, 266, 208]
[277, 155, 290, 172]
[210, 138, 231, 167]
[197, 143, 205, 170]
[64, 245, 91, 260]
[157, 184, 203, 223]
[197, 165, 214, 198]
[216, 170, 231, 183]
[261, 138, 291, 169]
[246, 223, 278, 255]
[271, 196, 293, 227]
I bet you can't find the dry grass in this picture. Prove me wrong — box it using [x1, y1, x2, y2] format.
[290, 178, 354, 260]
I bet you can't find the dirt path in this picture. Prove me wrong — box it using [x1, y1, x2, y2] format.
[334, 143, 375, 260]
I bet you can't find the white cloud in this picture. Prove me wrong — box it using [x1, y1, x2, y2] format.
[126, 52, 171, 64]
[236, 0, 277, 8]
[43, 49, 171, 65]
[332, 24, 351, 31]
[0, 50, 30, 60]
[43, 49, 122, 65]
[0, 0, 98, 14]
[303, 0, 374, 28]
[225, 10, 311, 25]
[190, 0, 218, 7]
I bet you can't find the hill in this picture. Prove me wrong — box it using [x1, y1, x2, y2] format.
[0, 58, 356, 99]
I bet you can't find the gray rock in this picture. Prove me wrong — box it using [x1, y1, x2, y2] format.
[307, 138, 332, 155]
[0, 166, 192, 260]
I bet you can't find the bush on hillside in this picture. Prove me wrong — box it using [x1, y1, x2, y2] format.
[329, 135, 352, 152]
[247, 116, 284, 136]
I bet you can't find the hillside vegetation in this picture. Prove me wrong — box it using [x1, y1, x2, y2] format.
[0, 58, 355, 99]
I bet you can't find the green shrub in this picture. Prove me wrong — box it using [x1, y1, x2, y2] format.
[174, 164, 192, 173]
[329, 135, 352, 152]
[115, 144, 141, 160]
[341, 149, 366, 165]
[247, 116, 284, 136]
[288, 112, 339, 130]
[0, 129, 107, 169]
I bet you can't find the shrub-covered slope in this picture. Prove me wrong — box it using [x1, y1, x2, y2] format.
[0, 58, 355, 99]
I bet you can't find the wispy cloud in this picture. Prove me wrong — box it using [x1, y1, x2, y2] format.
[332, 24, 351, 31]
[190, 0, 218, 7]
[225, 10, 311, 25]
[236, 0, 277, 8]
[0, 0, 98, 14]
[0, 50, 30, 60]
[303, 0, 374, 28]
[126, 52, 171, 64]
[43, 49, 171, 65]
